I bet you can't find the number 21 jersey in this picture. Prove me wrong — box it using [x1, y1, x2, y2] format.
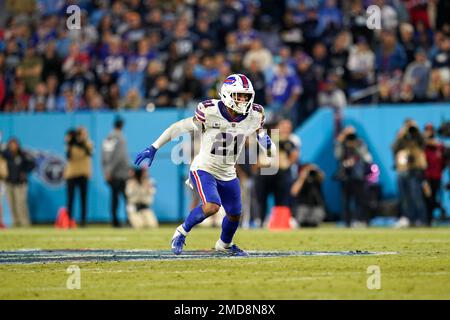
[191, 99, 265, 181]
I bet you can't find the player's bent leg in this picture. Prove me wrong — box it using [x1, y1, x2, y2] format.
[215, 214, 249, 257]
[171, 202, 220, 255]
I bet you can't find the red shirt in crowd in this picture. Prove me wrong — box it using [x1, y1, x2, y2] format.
[425, 142, 446, 180]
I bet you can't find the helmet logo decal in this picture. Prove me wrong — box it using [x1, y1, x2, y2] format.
[224, 76, 236, 85]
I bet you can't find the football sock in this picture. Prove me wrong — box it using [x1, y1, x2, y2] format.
[220, 215, 240, 245]
[182, 205, 207, 232]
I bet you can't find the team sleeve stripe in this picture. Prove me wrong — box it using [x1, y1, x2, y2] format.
[195, 112, 205, 122]
[196, 108, 205, 117]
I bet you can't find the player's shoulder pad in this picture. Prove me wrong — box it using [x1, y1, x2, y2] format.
[195, 99, 218, 123]
[252, 103, 264, 114]
[252, 103, 265, 128]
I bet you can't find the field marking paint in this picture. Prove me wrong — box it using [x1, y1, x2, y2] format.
[0, 249, 398, 265]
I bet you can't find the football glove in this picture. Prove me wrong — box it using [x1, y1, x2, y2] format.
[134, 145, 158, 167]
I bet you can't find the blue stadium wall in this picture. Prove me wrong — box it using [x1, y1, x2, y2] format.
[1, 104, 449, 225]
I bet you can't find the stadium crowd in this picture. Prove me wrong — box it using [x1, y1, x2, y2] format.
[0, 0, 449, 127]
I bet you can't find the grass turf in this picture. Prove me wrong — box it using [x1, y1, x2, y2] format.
[0, 225, 449, 299]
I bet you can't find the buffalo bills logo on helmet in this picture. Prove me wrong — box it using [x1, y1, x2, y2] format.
[224, 76, 236, 85]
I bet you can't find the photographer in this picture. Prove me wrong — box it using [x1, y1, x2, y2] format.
[423, 124, 447, 225]
[392, 119, 427, 227]
[334, 126, 373, 227]
[0, 132, 7, 229]
[290, 163, 326, 227]
[64, 126, 93, 227]
[2, 138, 35, 227]
[125, 167, 158, 229]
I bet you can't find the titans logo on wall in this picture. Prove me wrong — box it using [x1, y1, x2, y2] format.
[32, 151, 66, 187]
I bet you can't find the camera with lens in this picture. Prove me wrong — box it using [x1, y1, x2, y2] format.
[344, 133, 357, 142]
[66, 129, 78, 145]
[404, 125, 421, 142]
[306, 167, 322, 184]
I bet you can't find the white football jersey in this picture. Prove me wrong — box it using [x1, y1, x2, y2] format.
[190, 99, 265, 181]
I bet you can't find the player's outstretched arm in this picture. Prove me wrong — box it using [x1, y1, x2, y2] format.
[134, 117, 201, 167]
[256, 130, 277, 158]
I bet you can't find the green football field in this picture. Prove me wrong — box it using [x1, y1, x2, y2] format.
[0, 225, 449, 300]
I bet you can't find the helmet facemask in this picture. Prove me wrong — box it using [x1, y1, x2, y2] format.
[230, 92, 254, 114]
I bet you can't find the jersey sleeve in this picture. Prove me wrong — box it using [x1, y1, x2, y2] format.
[252, 103, 265, 129]
[194, 103, 206, 123]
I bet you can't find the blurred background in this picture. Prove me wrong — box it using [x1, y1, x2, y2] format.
[0, 0, 450, 229]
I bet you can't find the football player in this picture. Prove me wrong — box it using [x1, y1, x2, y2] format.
[134, 74, 277, 256]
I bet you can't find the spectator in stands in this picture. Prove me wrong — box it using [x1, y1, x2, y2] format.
[245, 60, 267, 106]
[16, 45, 43, 94]
[122, 12, 146, 50]
[62, 43, 90, 86]
[99, 36, 126, 79]
[179, 65, 203, 109]
[280, 10, 304, 52]
[334, 126, 373, 227]
[296, 52, 318, 124]
[311, 42, 329, 83]
[431, 35, 450, 83]
[266, 62, 302, 126]
[347, 36, 375, 98]
[45, 75, 59, 112]
[125, 167, 158, 229]
[101, 117, 130, 228]
[427, 68, 445, 101]
[0, 132, 7, 229]
[193, 55, 220, 95]
[399, 23, 417, 65]
[414, 20, 434, 51]
[436, 0, 450, 32]
[2, 137, 35, 227]
[347, 0, 374, 45]
[235, 16, 259, 52]
[118, 58, 145, 100]
[423, 124, 447, 226]
[64, 127, 93, 227]
[4, 80, 30, 112]
[243, 38, 273, 73]
[121, 88, 143, 110]
[402, 48, 431, 102]
[144, 59, 164, 99]
[147, 75, 176, 108]
[317, 0, 342, 45]
[328, 31, 350, 79]
[392, 120, 427, 228]
[377, 0, 399, 31]
[56, 84, 85, 112]
[41, 41, 63, 83]
[376, 30, 408, 74]
[290, 163, 326, 227]
[28, 82, 48, 112]
[318, 74, 347, 133]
